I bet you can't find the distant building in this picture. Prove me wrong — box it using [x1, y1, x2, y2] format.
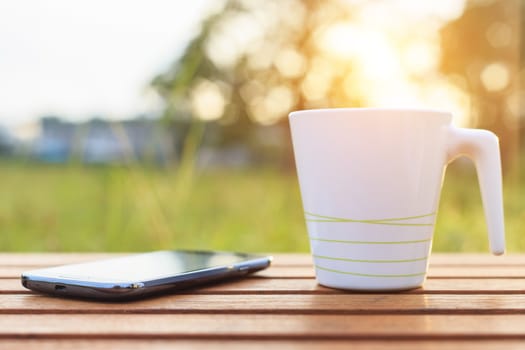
[33, 117, 172, 164]
[27, 116, 289, 168]
[0, 126, 14, 156]
[33, 117, 75, 162]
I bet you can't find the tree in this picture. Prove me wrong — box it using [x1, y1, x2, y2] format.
[151, 0, 358, 165]
[152, 0, 521, 170]
[440, 0, 522, 171]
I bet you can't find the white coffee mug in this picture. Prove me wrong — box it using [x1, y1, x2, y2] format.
[289, 108, 505, 291]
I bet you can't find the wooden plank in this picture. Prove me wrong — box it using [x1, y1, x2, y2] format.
[194, 277, 525, 294]
[0, 253, 303, 267]
[1, 340, 524, 350]
[2, 253, 525, 350]
[430, 254, 525, 266]
[3, 277, 525, 295]
[427, 268, 525, 278]
[272, 254, 525, 267]
[1, 253, 525, 267]
[1, 294, 525, 314]
[252, 266, 525, 279]
[0, 280, 29, 294]
[1, 266, 312, 279]
[5, 265, 525, 279]
[1, 265, 315, 278]
[1, 314, 525, 338]
[253, 266, 525, 279]
[273, 253, 525, 267]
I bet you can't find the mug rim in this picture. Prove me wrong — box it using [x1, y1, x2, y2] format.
[289, 107, 452, 120]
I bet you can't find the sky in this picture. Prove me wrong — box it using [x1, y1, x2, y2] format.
[0, 0, 475, 137]
[0, 0, 214, 130]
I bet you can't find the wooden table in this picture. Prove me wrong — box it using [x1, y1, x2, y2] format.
[0, 253, 524, 349]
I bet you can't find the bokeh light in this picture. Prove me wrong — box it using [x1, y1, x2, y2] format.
[191, 79, 228, 121]
[481, 62, 510, 92]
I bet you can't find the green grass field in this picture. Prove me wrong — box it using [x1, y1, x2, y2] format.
[1, 160, 523, 253]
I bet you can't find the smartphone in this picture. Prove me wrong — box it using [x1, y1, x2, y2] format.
[21, 250, 272, 300]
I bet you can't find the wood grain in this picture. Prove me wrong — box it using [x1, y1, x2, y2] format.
[5, 265, 525, 279]
[2, 253, 524, 350]
[1, 340, 524, 350]
[1, 293, 525, 314]
[1, 314, 525, 338]
[3, 278, 525, 295]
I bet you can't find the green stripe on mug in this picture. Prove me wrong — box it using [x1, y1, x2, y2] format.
[313, 254, 428, 263]
[315, 265, 427, 278]
[309, 237, 432, 245]
[304, 211, 436, 226]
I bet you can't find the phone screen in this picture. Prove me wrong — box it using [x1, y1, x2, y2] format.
[28, 251, 258, 283]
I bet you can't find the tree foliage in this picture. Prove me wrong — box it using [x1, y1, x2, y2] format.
[440, 0, 523, 168]
[152, 0, 356, 149]
[152, 0, 522, 168]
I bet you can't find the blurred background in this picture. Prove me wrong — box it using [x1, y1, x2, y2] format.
[0, 0, 523, 252]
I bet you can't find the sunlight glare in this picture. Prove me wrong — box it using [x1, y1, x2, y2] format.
[506, 90, 525, 118]
[319, 23, 386, 60]
[403, 41, 440, 75]
[319, 22, 402, 81]
[274, 48, 306, 78]
[190, 80, 227, 121]
[481, 62, 510, 92]
[205, 12, 264, 69]
[300, 57, 334, 101]
[315, 1, 471, 125]
[249, 85, 296, 125]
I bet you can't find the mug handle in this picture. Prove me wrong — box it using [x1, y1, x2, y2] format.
[446, 127, 505, 255]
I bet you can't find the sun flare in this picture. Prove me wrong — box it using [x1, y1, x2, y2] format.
[317, 15, 470, 126]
